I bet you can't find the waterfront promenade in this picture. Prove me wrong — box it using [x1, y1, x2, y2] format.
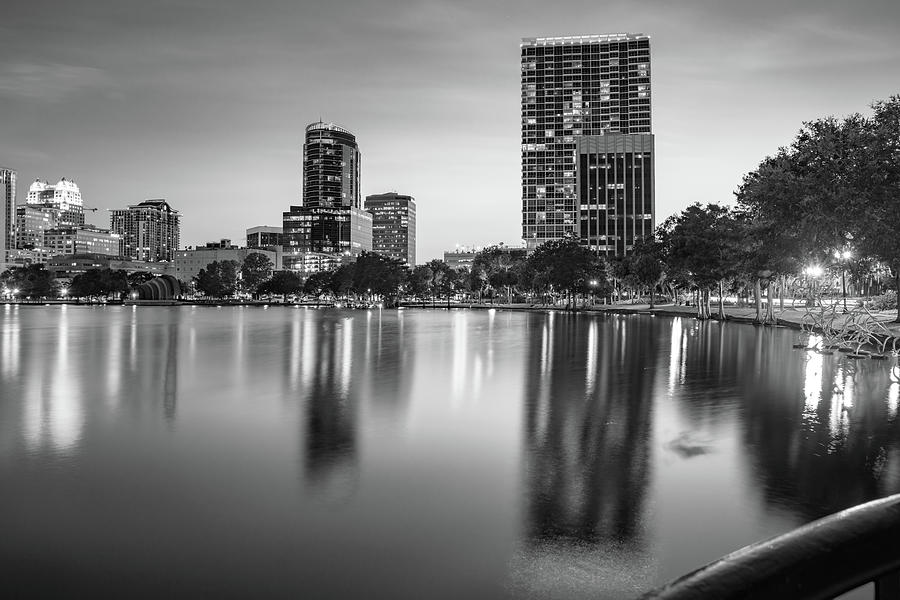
[464, 301, 900, 348]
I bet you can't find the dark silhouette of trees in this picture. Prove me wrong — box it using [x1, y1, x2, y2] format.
[523, 238, 606, 308]
[195, 260, 239, 298]
[659, 204, 746, 319]
[1, 264, 58, 298]
[240, 252, 274, 298]
[69, 268, 128, 300]
[258, 270, 302, 301]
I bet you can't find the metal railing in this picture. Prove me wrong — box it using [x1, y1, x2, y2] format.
[641, 493, 900, 600]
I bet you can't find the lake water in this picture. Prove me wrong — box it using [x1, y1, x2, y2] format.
[2, 305, 899, 598]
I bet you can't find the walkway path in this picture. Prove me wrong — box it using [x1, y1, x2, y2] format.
[466, 301, 900, 348]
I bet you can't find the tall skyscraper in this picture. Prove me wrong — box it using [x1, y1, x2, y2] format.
[283, 121, 372, 270]
[0, 168, 15, 266]
[521, 33, 654, 255]
[110, 199, 180, 262]
[26, 177, 85, 226]
[365, 192, 417, 266]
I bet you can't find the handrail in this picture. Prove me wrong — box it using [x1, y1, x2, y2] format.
[640, 493, 900, 600]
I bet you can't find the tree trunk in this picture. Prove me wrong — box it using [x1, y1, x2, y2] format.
[765, 281, 776, 324]
[717, 280, 725, 320]
[754, 278, 763, 323]
[779, 275, 785, 312]
[895, 269, 900, 323]
[649, 284, 655, 309]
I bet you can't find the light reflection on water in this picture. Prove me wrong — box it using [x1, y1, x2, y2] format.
[0, 306, 899, 599]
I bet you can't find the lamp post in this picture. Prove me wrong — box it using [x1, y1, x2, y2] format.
[803, 266, 823, 307]
[589, 279, 598, 306]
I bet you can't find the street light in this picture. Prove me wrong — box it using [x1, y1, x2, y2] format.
[589, 279, 598, 306]
[803, 266, 823, 307]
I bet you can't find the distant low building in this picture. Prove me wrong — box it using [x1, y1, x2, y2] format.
[175, 243, 277, 283]
[443, 244, 526, 271]
[443, 250, 478, 271]
[43, 225, 122, 257]
[45, 254, 175, 280]
[246, 226, 283, 249]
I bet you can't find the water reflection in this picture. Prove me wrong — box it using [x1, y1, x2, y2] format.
[1, 307, 899, 599]
[523, 313, 657, 544]
[302, 315, 358, 498]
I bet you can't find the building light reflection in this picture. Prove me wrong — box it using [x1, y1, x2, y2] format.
[585, 318, 597, 397]
[803, 351, 824, 415]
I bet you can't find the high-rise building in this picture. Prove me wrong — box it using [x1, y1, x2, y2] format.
[0, 167, 15, 266]
[283, 121, 371, 270]
[26, 177, 84, 226]
[365, 192, 417, 266]
[110, 199, 180, 262]
[521, 33, 654, 255]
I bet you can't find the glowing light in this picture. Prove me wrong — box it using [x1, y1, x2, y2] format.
[804, 265, 824, 277]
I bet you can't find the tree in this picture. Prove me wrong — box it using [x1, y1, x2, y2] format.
[525, 237, 605, 308]
[352, 252, 408, 306]
[258, 270, 302, 301]
[1, 264, 57, 298]
[127, 271, 154, 290]
[195, 260, 239, 298]
[855, 95, 900, 322]
[470, 246, 526, 304]
[241, 252, 274, 297]
[628, 238, 666, 309]
[302, 270, 331, 303]
[659, 204, 745, 320]
[408, 265, 434, 299]
[735, 96, 900, 322]
[328, 264, 355, 299]
[69, 268, 128, 300]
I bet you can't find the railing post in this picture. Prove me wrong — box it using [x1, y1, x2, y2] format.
[875, 570, 900, 600]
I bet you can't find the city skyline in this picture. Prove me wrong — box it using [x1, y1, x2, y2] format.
[1, 1, 899, 261]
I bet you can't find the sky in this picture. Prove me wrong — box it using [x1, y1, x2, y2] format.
[1, 0, 899, 262]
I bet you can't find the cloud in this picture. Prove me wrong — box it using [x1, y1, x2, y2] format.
[0, 62, 110, 102]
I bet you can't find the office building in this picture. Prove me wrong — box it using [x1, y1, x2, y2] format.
[15, 204, 62, 250]
[1, 168, 15, 266]
[283, 121, 371, 270]
[110, 199, 180, 262]
[246, 226, 283, 249]
[365, 192, 416, 265]
[521, 33, 654, 254]
[43, 225, 122, 257]
[26, 177, 85, 226]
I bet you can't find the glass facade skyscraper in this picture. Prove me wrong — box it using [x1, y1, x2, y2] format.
[364, 192, 416, 266]
[284, 121, 371, 270]
[521, 33, 654, 254]
[0, 167, 15, 266]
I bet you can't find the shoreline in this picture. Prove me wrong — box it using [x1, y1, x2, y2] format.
[6, 299, 899, 349]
